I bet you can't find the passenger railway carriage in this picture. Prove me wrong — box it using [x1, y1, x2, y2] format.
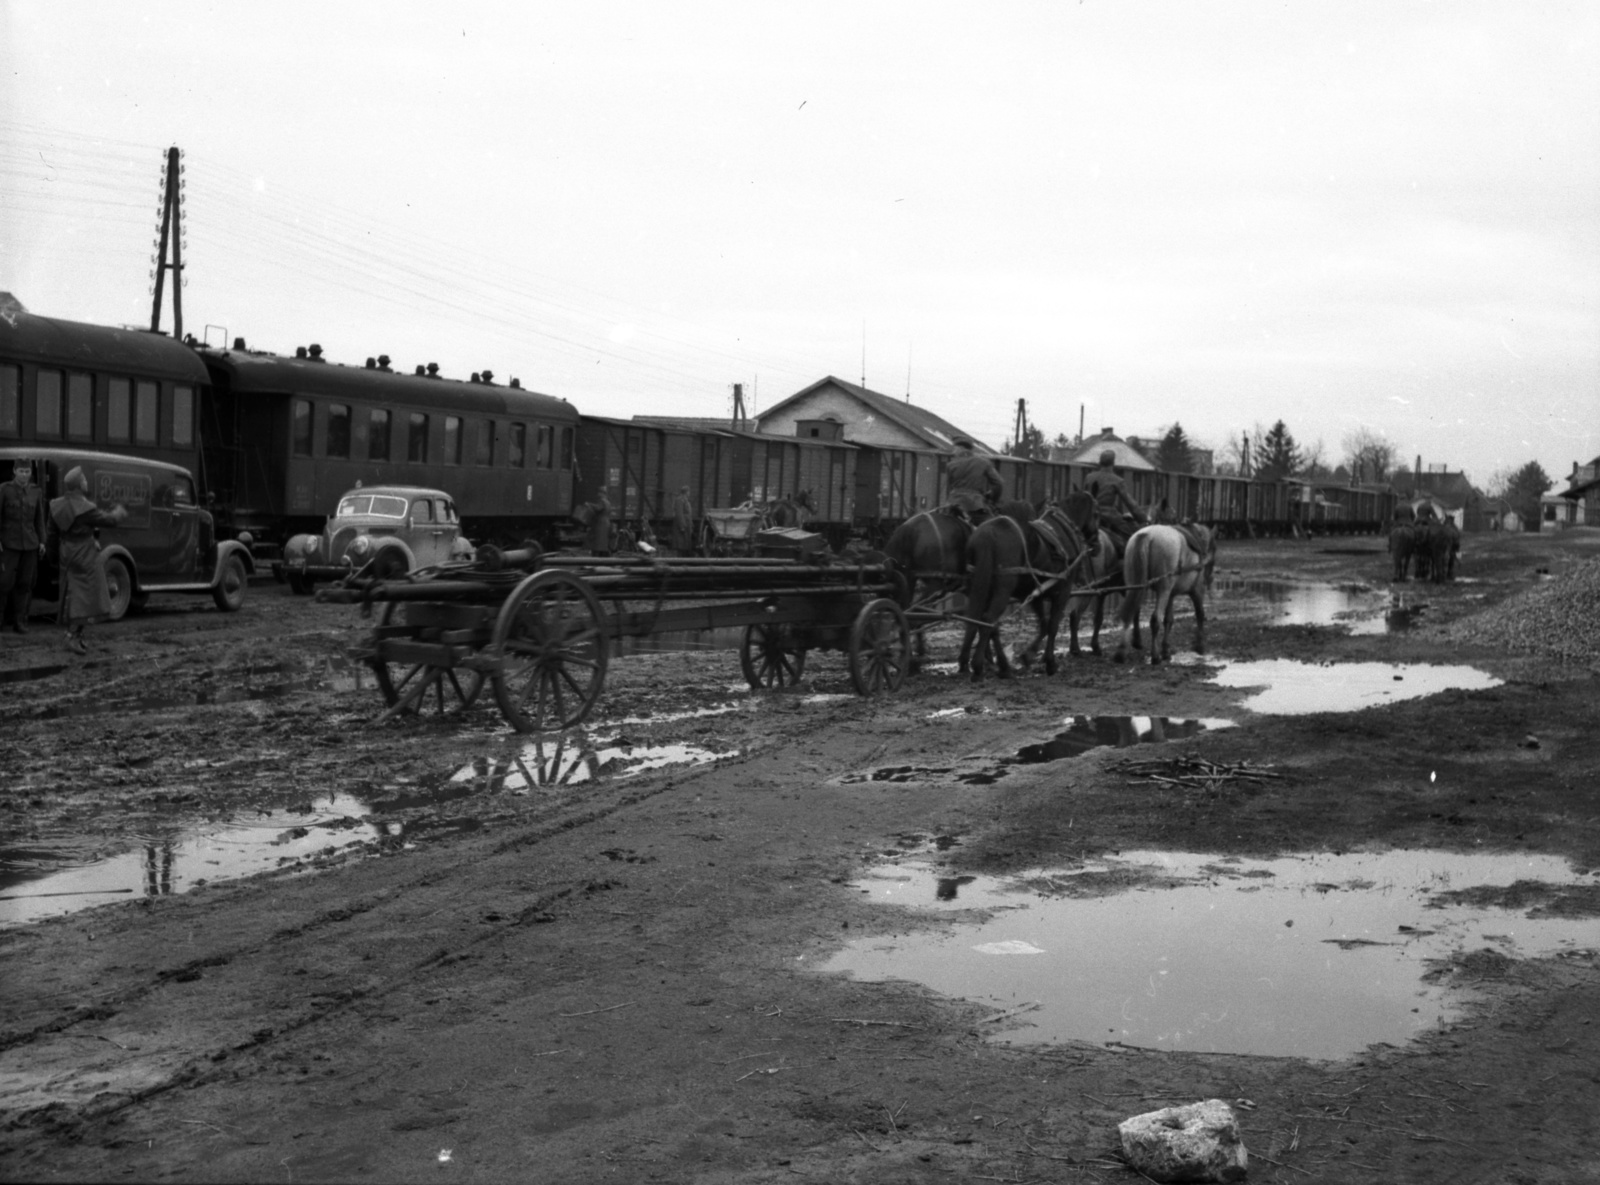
[2, 309, 1396, 558]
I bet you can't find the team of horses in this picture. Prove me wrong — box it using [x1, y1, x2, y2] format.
[884, 494, 1218, 679]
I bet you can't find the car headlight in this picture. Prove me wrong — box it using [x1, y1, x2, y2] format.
[304, 537, 320, 555]
[349, 536, 372, 557]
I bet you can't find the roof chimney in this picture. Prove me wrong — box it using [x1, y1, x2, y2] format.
[480, 369, 493, 384]
[378, 354, 391, 371]
[232, 336, 246, 351]
[295, 346, 308, 359]
[307, 343, 324, 362]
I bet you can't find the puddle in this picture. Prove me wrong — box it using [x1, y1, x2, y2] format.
[1212, 577, 1423, 635]
[820, 849, 1600, 1060]
[0, 663, 68, 685]
[446, 736, 737, 793]
[845, 717, 1232, 787]
[0, 794, 380, 928]
[32, 656, 382, 719]
[612, 702, 747, 726]
[1209, 659, 1501, 714]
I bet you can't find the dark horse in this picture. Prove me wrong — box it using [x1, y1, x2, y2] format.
[962, 491, 1097, 680]
[883, 500, 1034, 673]
[1388, 506, 1419, 582]
[1113, 522, 1218, 665]
[765, 489, 815, 529]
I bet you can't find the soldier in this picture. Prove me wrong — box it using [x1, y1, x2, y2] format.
[49, 466, 128, 655]
[947, 438, 1002, 522]
[586, 490, 614, 557]
[1084, 449, 1147, 553]
[0, 459, 47, 635]
[670, 485, 695, 554]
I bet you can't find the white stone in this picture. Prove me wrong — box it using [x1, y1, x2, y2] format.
[1118, 1098, 1248, 1183]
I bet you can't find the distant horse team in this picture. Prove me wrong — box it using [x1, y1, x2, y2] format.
[884, 489, 1219, 679]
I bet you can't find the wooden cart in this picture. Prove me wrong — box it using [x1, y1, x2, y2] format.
[317, 548, 911, 732]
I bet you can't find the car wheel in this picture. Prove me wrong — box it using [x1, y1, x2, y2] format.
[371, 549, 408, 581]
[212, 554, 248, 612]
[104, 557, 133, 622]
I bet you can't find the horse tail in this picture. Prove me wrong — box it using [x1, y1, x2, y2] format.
[1120, 529, 1150, 629]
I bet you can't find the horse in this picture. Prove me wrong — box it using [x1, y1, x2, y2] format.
[1064, 525, 1119, 657]
[1417, 519, 1460, 583]
[766, 489, 815, 529]
[1388, 507, 1418, 582]
[1112, 522, 1217, 665]
[882, 499, 1035, 674]
[962, 492, 1096, 680]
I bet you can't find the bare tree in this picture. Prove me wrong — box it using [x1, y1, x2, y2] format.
[1342, 427, 1400, 483]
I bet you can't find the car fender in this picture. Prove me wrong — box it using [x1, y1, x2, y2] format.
[208, 539, 256, 585]
[367, 538, 417, 575]
[98, 543, 140, 590]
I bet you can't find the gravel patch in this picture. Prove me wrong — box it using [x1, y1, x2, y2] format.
[1446, 558, 1600, 667]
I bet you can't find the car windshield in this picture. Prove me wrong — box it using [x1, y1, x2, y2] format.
[336, 494, 408, 519]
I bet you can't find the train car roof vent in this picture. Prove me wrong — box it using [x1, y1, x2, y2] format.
[509, 377, 521, 389]
[414, 364, 427, 376]
[426, 362, 440, 378]
[469, 372, 481, 383]
[364, 357, 377, 369]
[232, 337, 246, 351]
[307, 343, 325, 362]
[295, 345, 308, 359]
[378, 354, 391, 371]
[480, 369, 494, 384]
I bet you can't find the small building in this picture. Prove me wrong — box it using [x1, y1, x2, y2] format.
[1556, 456, 1599, 528]
[754, 375, 997, 454]
[1052, 427, 1158, 472]
[1391, 467, 1490, 530]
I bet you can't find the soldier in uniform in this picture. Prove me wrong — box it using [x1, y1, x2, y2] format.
[0, 459, 47, 635]
[1084, 449, 1147, 553]
[586, 490, 614, 557]
[946, 439, 1003, 522]
[670, 486, 695, 554]
[49, 466, 128, 655]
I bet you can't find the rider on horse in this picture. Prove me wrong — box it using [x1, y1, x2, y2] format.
[1084, 450, 1146, 556]
[946, 438, 1004, 525]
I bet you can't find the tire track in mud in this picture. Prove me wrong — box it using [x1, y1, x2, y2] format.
[0, 708, 853, 1129]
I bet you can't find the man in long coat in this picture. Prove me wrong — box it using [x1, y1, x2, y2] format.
[49, 466, 127, 654]
[670, 486, 695, 554]
[0, 459, 47, 634]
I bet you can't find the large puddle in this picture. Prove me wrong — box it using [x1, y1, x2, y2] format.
[821, 849, 1600, 1060]
[0, 735, 737, 927]
[1209, 659, 1502, 714]
[1211, 577, 1425, 635]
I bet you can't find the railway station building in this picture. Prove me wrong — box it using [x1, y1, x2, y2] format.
[754, 376, 998, 454]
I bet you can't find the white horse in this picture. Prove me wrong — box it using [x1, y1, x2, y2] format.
[1113, 523, 1217, 665]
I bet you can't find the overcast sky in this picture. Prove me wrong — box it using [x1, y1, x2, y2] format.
[3, 2, 1596, 487]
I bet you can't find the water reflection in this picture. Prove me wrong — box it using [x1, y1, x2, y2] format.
[1212, 577, 1424, 634]
[448, 735, 737, 792]
[1209, 659, 1501, 714]
[824, 850, 1600, 1060]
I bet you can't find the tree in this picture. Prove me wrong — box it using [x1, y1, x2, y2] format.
[1256, 420, 1302, 481]
[1342, 427, 1400, 483]
[1299, 438, 1334, 480]
[1500, 461, 1553, 529]
[1156, 424, 1193, 474]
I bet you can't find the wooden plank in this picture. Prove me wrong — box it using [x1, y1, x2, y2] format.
[374, 639, 466, 666]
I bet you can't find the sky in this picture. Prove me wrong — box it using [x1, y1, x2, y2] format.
[3, 1, 1597, 490]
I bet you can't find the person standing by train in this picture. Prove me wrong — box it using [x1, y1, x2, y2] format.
[49, 467, 127, 655]
[947, 438, 1003, 522]
[670, 485, 695, 555]
[1, 459, 47, 636]
[586, 489, 614, 557]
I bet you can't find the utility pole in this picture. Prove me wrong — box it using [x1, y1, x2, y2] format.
[731, 382, 746, 428]
[1241, 432, 1252, 478]
[149, 146, 185, 339]
[1013, 398, 1029, 458]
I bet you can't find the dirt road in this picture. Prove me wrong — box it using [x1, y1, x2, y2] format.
[3, 529, 1598, 1183]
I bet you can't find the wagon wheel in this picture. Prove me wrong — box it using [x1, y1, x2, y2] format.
[367, 602, 484, 719]
[740, 622, 808, 689]
[492, 570, 609, 733]
[848, 598, 910, 696]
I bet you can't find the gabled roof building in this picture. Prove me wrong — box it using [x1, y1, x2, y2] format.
[753, 376, 997, 454]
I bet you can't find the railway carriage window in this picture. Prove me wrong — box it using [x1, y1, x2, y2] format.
[171, 385, 194, 447]
[135, 380, 158, 445]
[444, 415, 462, 464]
[508, 423, 526, 467]
[36, 370, 63, 438]
[534, 423, 552, 469]
[475, 419, 495, 466]
[407, 412, 429, 462]
[0, 364, 18, 436]
[109, 378, 133, 443]
[325, 403, 351, 459]
[291, 399, 313, 457]
[559, 426, 573, 469]
[368, 409, 391, 461]
[67, 373, 93, 441]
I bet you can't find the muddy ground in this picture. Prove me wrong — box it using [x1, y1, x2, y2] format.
[2, 528, 1598, 1184]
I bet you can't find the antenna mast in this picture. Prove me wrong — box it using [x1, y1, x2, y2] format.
[1013, 398, 1030, 457]
[860, 321, 866, 388]
[149, 146, 185, 339]
[731, 382, 746, 428]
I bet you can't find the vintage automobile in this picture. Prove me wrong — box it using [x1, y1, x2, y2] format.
[0, 446, 255, 622]
[276, 485, 474, 593]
